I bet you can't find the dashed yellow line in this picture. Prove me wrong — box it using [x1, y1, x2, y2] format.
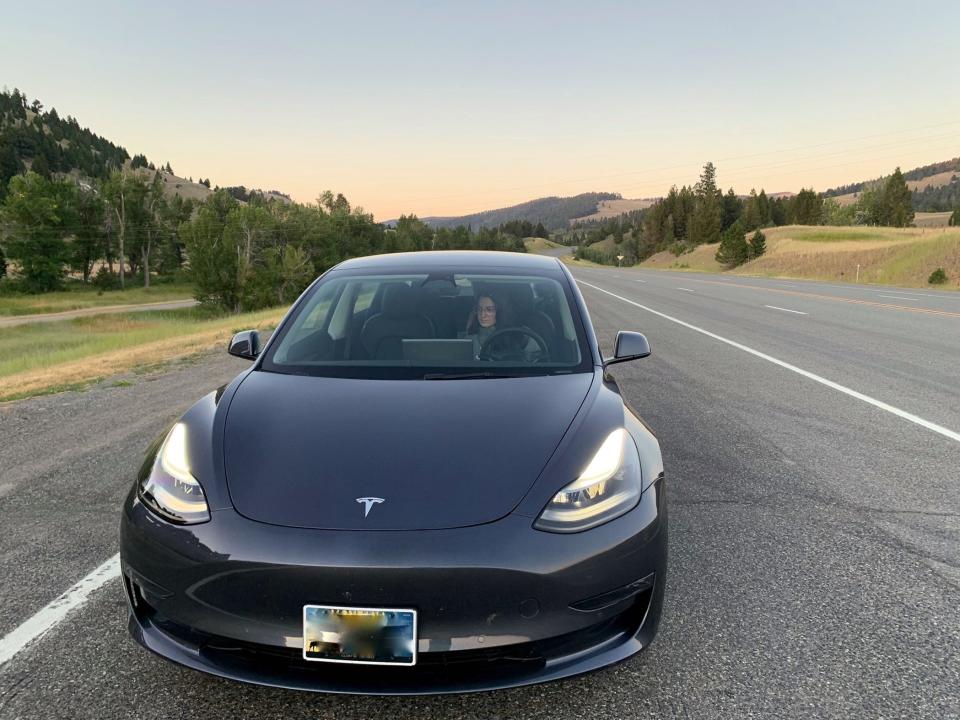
[685, 279, 960, 318]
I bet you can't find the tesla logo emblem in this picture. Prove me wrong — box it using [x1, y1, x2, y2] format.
[356, 497, 385, 517]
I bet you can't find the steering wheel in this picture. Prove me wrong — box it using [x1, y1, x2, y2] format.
[478, 326, 549, 362]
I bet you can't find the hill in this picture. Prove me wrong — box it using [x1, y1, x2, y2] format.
[0, 88, 287, 202]
[0, 89, 129, 189]
[413, 192, 621, 230]
[571, 198, 659, 224]
[640, 225, 960, 288]
[824, 158, 960, 211]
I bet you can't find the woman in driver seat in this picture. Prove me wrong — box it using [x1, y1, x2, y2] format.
[465, 294, 503, 347]
[463, 292, 543, 360]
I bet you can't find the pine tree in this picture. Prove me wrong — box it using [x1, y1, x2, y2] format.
[742, 189, 762, 230]
[0, 143, 22, 199]
[715, 219, 748, 267]
[882, 167, 914, 227]
[689, 162, 722, 245]
[30, 153, 51, 179]
[757, 190, 772, 226]
[749, 229, 766, 258]
[791, 189, 822, 225]
[721, 188, 742, 231]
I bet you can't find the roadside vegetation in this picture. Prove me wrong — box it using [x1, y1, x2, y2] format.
[0, 280, 193, 316]
[0, 305, 284, 402]
[523, 236, 562, 253]
[2, 86, 958, 402]
[0, 89, 537, 399]
[640, 225, 960, 288]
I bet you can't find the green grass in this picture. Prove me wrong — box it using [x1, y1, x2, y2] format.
[786, 226, 934, 243]
[523, 237, 562, 253]
[0, 305, 282, 380]
[0, 281, 195, 316]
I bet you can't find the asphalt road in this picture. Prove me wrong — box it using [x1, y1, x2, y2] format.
[1, 266, 958, 719]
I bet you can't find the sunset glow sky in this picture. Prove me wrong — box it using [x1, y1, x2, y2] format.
[2, 1, 959, 220]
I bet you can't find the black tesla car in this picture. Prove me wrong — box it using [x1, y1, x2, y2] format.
[120, 250, 667, 694]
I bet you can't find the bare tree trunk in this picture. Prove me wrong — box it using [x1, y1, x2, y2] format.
[115, 190, 126, 289]
[142, 228, 152, 288]
[105, 218, 114, 274]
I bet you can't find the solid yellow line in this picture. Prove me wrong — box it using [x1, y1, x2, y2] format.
[685, 279, 960, 318]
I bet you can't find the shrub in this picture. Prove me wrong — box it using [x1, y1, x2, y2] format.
[93, 267, 121, 290]
[928, 267, 948, 285]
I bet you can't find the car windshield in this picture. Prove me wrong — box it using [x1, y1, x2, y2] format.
[260, 267, 593, 379]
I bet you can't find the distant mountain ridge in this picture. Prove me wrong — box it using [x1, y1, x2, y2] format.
[406, 192, 622, 231]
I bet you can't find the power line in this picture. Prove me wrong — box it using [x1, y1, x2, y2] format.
[400, 121, 960, 208]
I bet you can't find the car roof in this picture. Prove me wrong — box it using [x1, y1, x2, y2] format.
[332, 250, 563, 273]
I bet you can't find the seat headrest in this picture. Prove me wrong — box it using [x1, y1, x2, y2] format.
[507, 283, 536, 311]
[382, 284, 419, 318]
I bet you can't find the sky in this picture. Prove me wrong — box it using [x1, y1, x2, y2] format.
[2, 1, 959, 221]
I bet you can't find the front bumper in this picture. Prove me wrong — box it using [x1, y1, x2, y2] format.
[120, 477, 667, 694]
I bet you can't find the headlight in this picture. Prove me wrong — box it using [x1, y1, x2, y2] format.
[138, 423, 210, 524]
[534, 428, 641, 533]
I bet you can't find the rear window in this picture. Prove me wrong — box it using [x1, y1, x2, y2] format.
[260, 268, 592, 379]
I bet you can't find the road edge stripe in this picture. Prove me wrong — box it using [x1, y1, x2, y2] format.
[0, 554, 120, 667]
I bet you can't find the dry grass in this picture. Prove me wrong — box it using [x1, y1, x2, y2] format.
[639, 225, 960, 289]
[572, 198, 657, 225]
[0, 307, 285, 402]
[914, 211, 953, 228]
[735, 225, 960, 287]
[642, 244, 725, 273]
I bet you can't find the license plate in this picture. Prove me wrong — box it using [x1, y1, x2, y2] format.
[302, 604, 417, 666]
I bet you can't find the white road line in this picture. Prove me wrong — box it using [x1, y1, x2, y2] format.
[0, 553, 120, 667]
[634, 279, 647, 283]
[676, 287, 695, 292]
[878, 295, 916, 301]
[577, 279, 960, 445]
[764, 305, 808, 315]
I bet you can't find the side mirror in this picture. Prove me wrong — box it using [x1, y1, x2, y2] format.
[228, 330, 261, 360]
[603, 331, 651, 368]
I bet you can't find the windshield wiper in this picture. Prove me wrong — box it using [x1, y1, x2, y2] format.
[422, 371, 534, 380]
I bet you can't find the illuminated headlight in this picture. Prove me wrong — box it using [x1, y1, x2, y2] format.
[534, 428, 641, 533]
[138, 423, 210, 524]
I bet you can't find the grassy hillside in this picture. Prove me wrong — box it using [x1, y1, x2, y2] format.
[523, 237, 562, 253]
[825, 158, 960, 211]
[0, 89, 287, 203]
[572, 198, 658, 225]
[642, 225, 960, 288]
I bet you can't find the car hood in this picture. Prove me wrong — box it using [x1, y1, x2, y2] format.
[223, 370, 594, 530]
